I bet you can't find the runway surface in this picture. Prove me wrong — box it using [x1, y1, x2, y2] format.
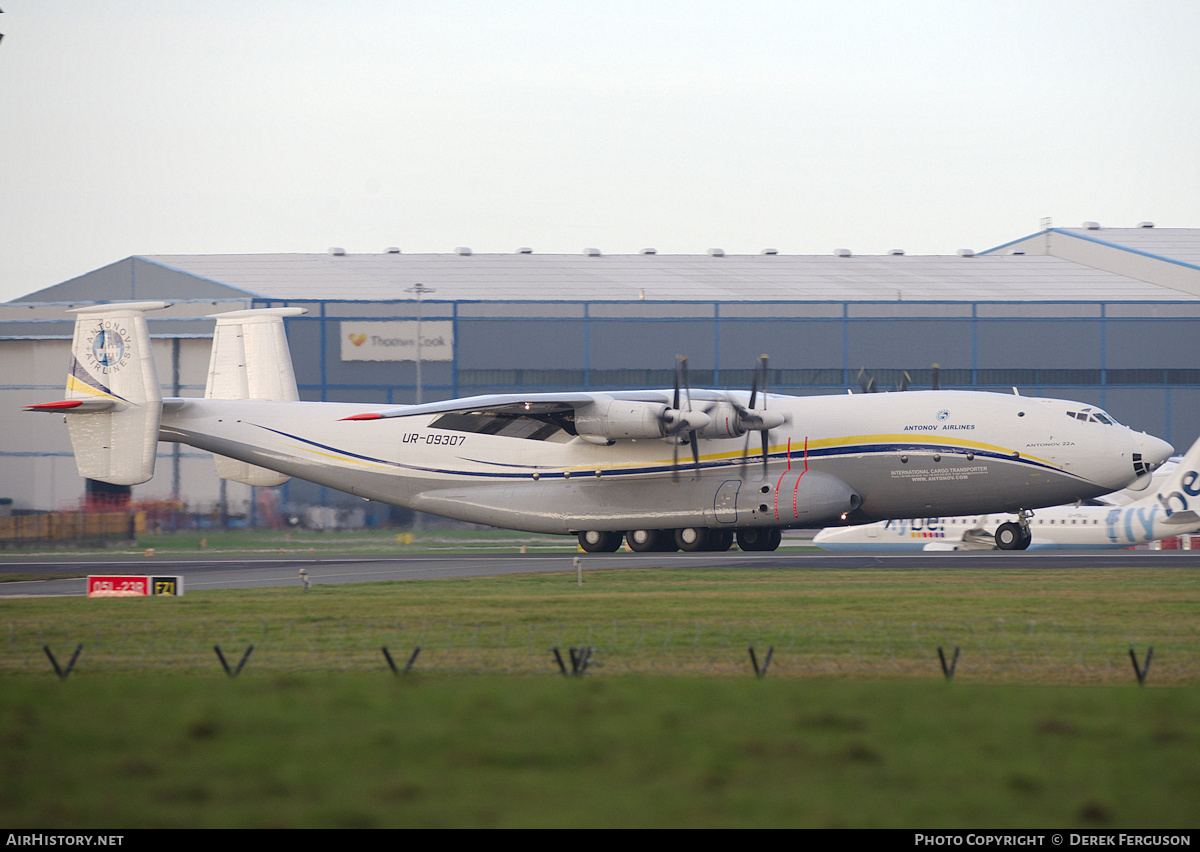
[2, 549, 1199, 597]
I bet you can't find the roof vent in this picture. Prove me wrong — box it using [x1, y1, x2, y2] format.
[454, 246, 472, 256]
[888, 249, 905, 256]
[1082, 221, 1100, 230]
[707, 248, 725, 257]
[515, 247, 533, 254]
[1138, 221, 1155, 228]
[384, 247, 401, 254]
[834, 248, 851, 257]
[957, 249, 975, 257]
[583, 247, 601, 257]
[760, 248, 778, 255]
[328, 247, 346, 256]
[639, 248, 657, 255]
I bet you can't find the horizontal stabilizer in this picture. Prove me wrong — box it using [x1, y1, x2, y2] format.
[26, 399, 118, 414]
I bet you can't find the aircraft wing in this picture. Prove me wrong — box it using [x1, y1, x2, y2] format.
[341, 392, 606, 421]
[1162, 510, 1200, 526]
[340, 389, 733, 421]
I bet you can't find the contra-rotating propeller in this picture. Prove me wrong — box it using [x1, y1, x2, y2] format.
[737, 355, 786, 478]
[666, 356, 710, 481]
[857, 364, 940, 393]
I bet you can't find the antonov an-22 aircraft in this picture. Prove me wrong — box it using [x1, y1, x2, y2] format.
[28, 302, 1173, 553]
[813, 433, 1200, 552]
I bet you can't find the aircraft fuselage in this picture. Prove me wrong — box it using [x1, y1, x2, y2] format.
[158, 389, 1163, 535]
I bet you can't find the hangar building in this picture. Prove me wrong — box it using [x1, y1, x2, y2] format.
[3, 222, 1198, 520]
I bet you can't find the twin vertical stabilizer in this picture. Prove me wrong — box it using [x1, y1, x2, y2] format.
[205, 308, 307, 486]
[29, 302, 307, 489]
[60, 301, 169, 485]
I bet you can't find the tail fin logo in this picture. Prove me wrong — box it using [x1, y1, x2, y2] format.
[86, 323, 130, 374]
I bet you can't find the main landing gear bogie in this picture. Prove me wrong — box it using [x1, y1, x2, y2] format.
[735, 528, 783, 552]
[576, 527, 780, 553]
[675, 527, 734, 552]
[624, 528, 678, 552]
[576, 529, 623, 553]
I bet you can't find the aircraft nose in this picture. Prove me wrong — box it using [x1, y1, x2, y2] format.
[1139, 433, 1174, 471]
[1123, 432, 1174, 492]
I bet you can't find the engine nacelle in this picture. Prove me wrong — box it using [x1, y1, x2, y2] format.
[575, 396, 668, 440]
[695, 402, 748, 439]
[693, 402, 786, 440]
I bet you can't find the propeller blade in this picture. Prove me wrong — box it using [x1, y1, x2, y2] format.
[690, 430, 701, 475]
[672, 434, 680, 483]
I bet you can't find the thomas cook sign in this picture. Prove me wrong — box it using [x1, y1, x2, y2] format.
[340, 321, 454, 362]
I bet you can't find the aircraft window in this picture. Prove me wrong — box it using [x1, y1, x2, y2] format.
[430, 411, 565, 441]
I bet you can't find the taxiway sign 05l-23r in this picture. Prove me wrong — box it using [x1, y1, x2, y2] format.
[28, 303, 1173, 553]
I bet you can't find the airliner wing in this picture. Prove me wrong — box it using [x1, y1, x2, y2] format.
[1162, 510, 1200, 526]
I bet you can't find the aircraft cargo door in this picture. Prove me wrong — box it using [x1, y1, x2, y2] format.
[714, 480, 740, 524]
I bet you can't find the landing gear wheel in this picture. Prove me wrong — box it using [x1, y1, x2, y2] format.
[577, 530, 622, 553]
[995, 522, 1025, 550]
[736, 528, 782, 552]
[709, 530, 734, 552]
[1017, 529, 1032, 550]
[626, 529, 675, 553]
[675, 527, 711, 552]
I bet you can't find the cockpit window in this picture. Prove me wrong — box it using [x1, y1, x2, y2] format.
[1066, 408, 1120, 426]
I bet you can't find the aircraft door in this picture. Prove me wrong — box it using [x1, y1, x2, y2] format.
[714, 480, 740, 524]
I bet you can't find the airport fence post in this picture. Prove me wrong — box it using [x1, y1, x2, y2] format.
[748, 645, 774, 677]
[552, 646, 595, 675]
[381, 646, 421, 675]
[1129, 647, 1153, 686]
[43, 644, 82, 680]
[214, 644, 254, 677]
[937, 646, 960, 680]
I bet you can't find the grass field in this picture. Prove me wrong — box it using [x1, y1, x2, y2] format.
[0, 526, 620, 561]
[2, 550, 1199, 828]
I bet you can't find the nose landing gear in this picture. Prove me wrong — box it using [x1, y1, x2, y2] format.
[994, 510, 1033, 550]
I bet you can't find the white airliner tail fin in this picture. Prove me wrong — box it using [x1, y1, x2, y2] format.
[1146, 434, 1200, 518]
[204, 307, 307, 486]
[25, 301, 170, 485]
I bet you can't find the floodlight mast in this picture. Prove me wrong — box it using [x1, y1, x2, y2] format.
[405, 283, 435, 404]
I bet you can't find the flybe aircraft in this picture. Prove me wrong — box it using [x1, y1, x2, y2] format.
[813, 435, 1200, 551]
[27, 303, 1173, 553]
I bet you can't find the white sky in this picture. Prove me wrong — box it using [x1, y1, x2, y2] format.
[2, 0, 1198, 302]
